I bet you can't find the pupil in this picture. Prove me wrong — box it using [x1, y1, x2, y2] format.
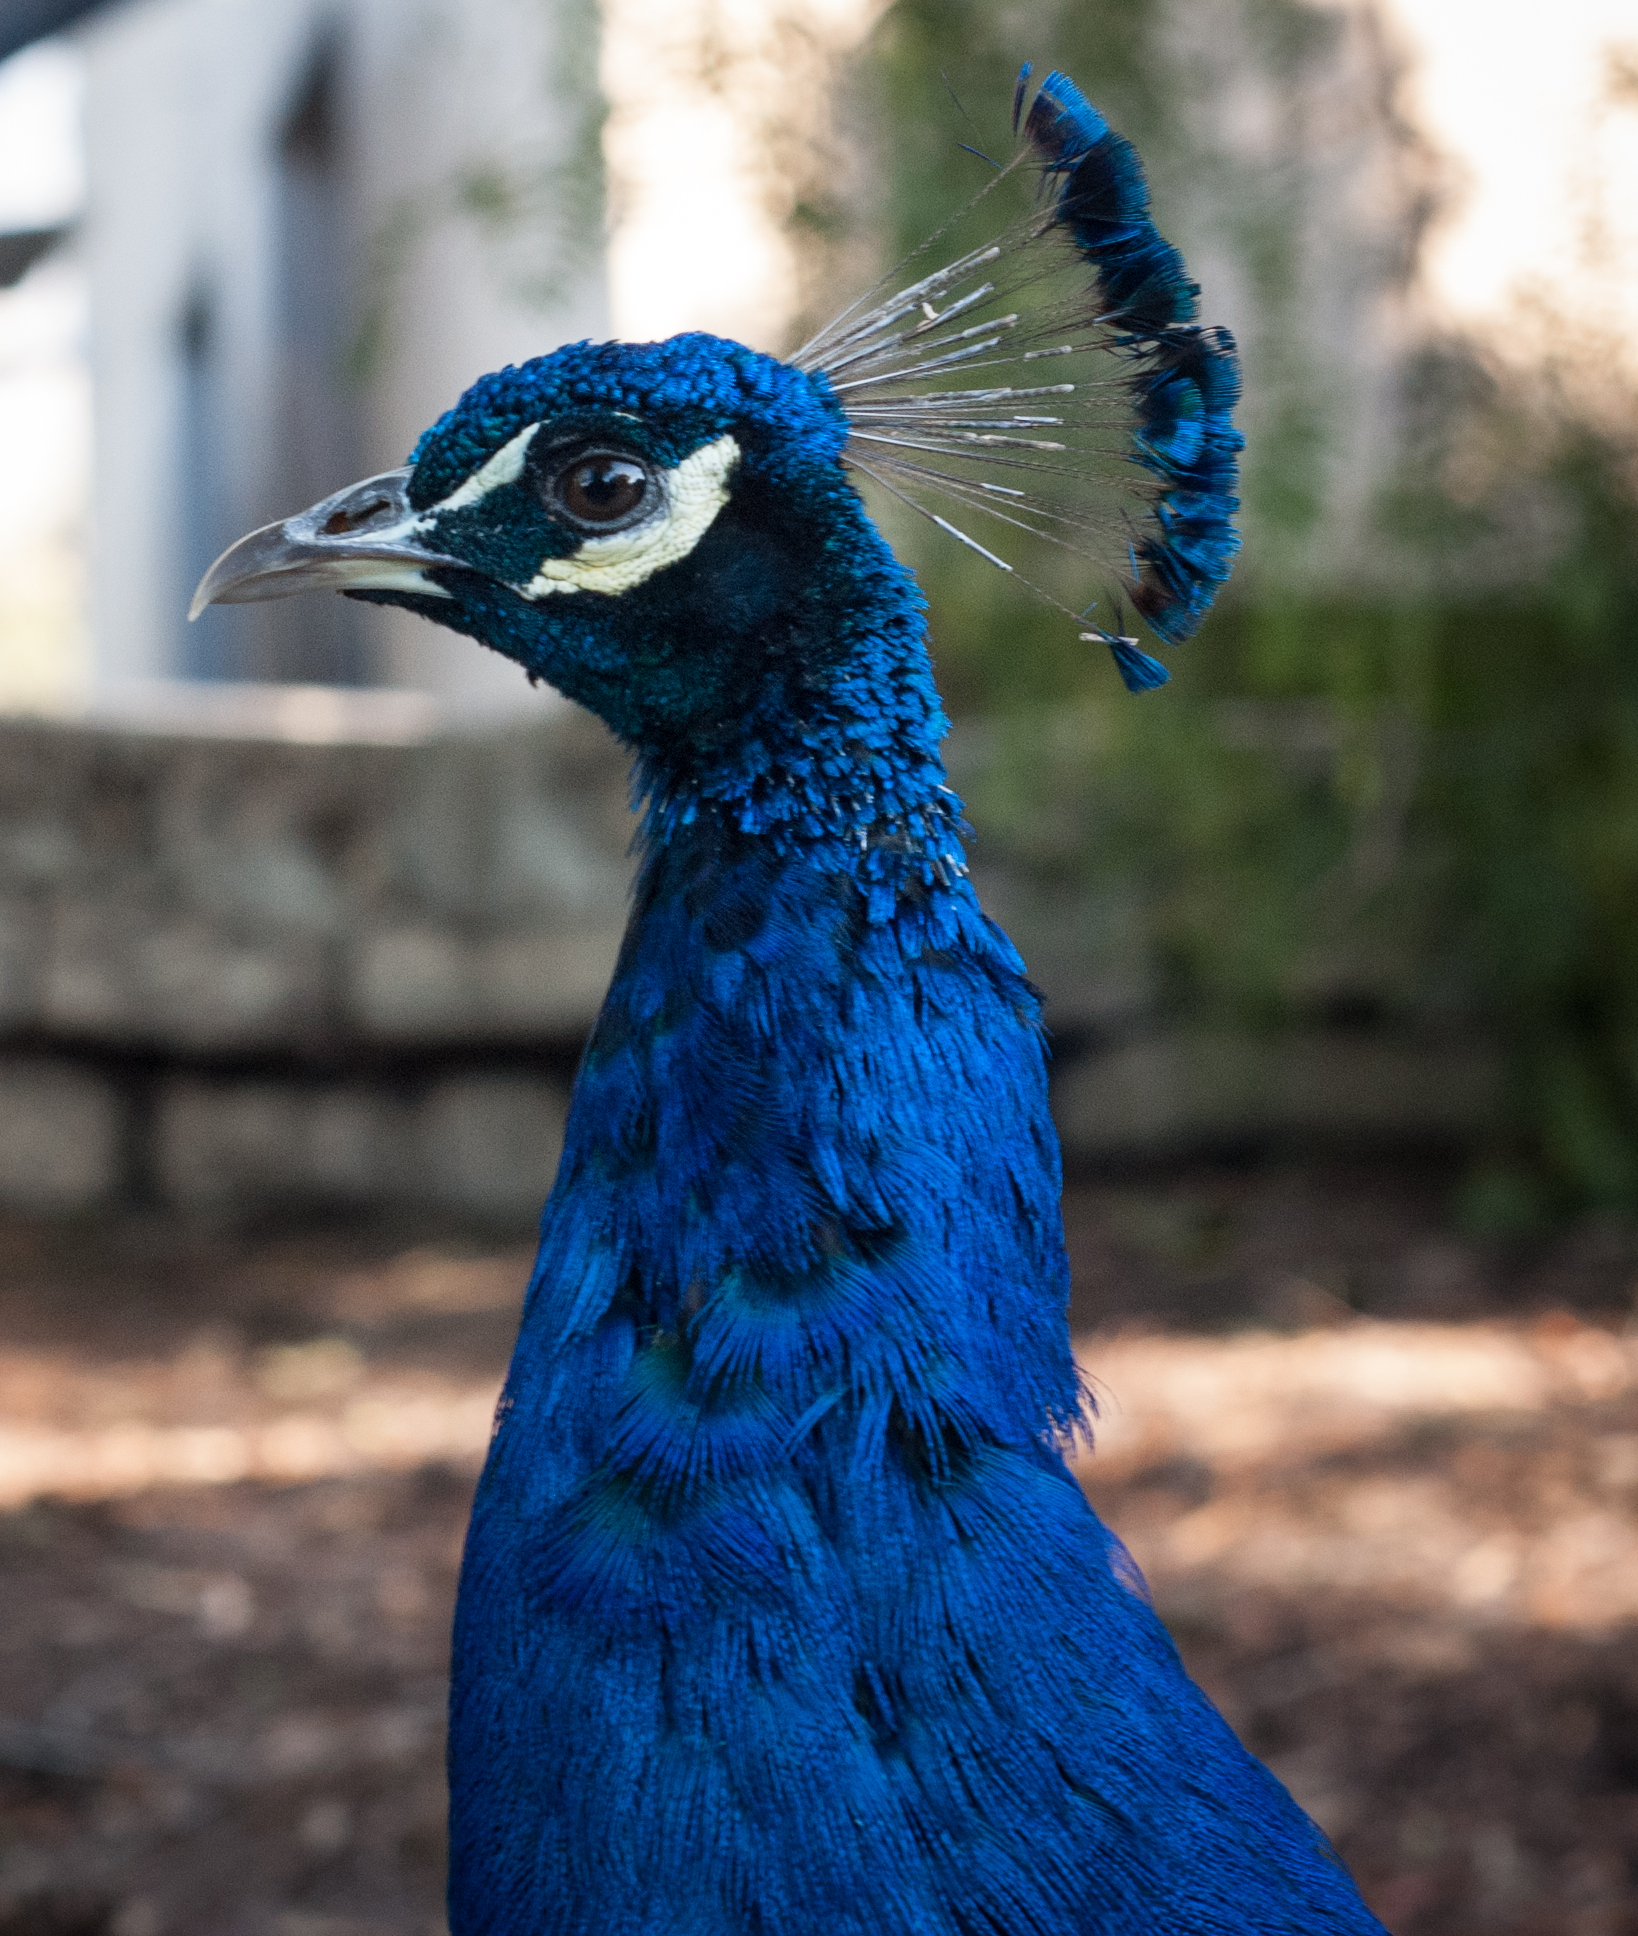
[561, 456, 646, 523]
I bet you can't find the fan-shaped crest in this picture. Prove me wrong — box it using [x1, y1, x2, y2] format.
[791, 68, 1243, 692]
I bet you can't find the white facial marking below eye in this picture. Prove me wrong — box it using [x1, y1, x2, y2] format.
[435, 422, 541, 514]
[521, 435, 740, 601]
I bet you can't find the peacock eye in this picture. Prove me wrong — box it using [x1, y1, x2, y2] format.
[551, 452, 652, 529]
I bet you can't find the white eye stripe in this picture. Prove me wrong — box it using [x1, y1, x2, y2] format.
[520, 435, 739, 601]
[434, 422, 541, 514]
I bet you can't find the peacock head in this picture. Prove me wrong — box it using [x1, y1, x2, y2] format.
[196, 70, 1246, 768]
[192, 334, 879, 755]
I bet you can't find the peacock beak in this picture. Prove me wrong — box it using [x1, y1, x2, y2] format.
[188, 468, 462, 619]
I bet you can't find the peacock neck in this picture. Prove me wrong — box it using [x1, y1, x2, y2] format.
[530, 496, 1066, 1394]
[546, 796, 1061, 1379]
[626, 484, 969, 901]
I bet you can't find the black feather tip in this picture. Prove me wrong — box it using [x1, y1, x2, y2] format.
[1010, 61, 1032, 136]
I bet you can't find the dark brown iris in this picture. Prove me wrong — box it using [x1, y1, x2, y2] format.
[556, 454, 649, 526]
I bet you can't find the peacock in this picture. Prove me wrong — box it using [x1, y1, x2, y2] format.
[195, 69, 1386, 1936]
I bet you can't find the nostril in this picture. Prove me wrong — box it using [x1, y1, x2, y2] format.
[322, 499, 390, 536]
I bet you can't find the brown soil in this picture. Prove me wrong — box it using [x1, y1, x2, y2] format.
[0, 1161, 1635, 1936]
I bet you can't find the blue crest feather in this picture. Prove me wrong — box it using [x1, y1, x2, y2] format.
[1023, 71, 1197, 336]
[1106, 634, 1173, 691]
[796, 67, 1244, 681]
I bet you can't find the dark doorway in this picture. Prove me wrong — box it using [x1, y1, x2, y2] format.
[176, 281, 239, 680]
[269, 27, 369, 684]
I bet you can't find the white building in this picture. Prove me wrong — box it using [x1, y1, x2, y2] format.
[4, 0, 605, 707]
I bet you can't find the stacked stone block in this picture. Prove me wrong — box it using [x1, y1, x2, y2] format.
[0, 695, 1501, 1224]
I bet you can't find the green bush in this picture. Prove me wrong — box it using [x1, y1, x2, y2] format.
[855, 1, 1638, 1218]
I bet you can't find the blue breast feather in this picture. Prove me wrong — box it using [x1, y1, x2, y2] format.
[445, 500, 1384, 1930]
[450, 834, 1382, 1931]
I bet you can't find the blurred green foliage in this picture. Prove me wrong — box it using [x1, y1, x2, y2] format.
[857, 0, 1638, 1222]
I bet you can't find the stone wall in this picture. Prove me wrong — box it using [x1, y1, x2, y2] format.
[0, 690, 1501, 1225]
[0, 690, 632, 1222]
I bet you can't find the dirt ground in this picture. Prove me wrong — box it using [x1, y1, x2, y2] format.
[1, 1158, 1636, 1936]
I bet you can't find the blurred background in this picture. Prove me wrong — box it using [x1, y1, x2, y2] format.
[0, 0, 1634, 1931]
